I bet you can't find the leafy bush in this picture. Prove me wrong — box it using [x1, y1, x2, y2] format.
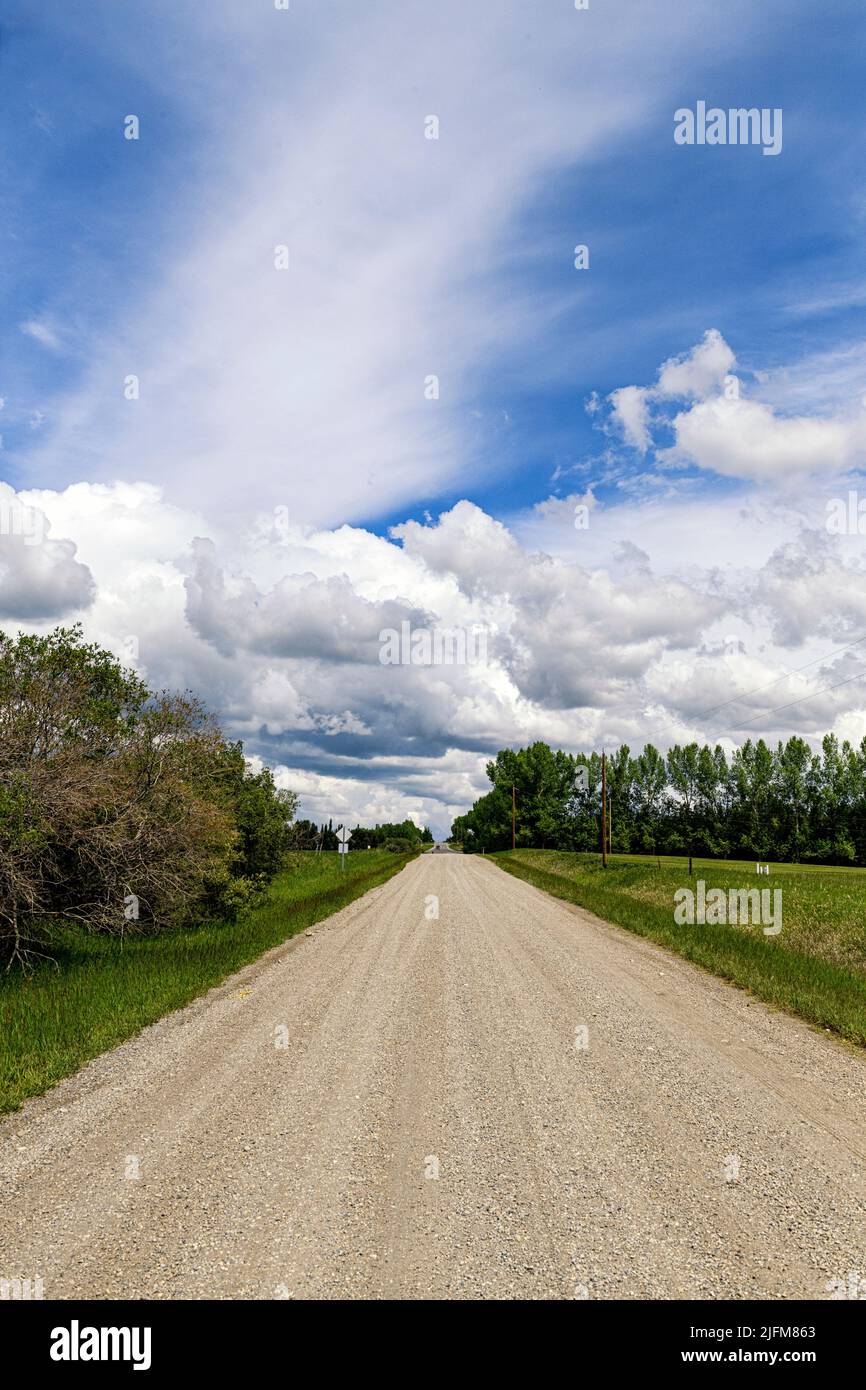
[0, 626, 298, 966]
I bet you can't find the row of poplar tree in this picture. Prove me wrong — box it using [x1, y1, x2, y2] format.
[450, 736, 866, 864]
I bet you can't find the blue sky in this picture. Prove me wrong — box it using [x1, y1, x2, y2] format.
[3, 0, 866, 837]
[5, 0, 865, 519]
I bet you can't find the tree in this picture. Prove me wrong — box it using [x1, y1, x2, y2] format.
[451, 735, 866, 870]
[665, 743, 701, 863]
[567, 753, 602, 851]
[217, 745, 298, 879]
[810, 734, 856, 864]
[605, 745, 633, 852]
[286, 818, 319, 849]
[485, 743, 578, 849]
[0, 626, 299, 967]
[773, 737, 811, 862]
[630, 744, 668, 855]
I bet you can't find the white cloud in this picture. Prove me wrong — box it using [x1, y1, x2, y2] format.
[655, 329, 736, 400]
[22, 0, 758, 528]
[9, 2, 864, 836]
[607, 330, 736, 455]
[608, 386, 652, 453]
[601, 329, 866, 483]
[5, 480, 866, 834]
[19, 319, 61, 351]
[0, 484, 94, 619]
[664, 395, 866, 481]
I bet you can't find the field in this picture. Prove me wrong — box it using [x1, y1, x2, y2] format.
[0, 850, 416, 1115]
[491, 849, 866, 1048]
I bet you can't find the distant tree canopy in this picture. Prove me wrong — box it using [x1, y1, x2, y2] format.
[0, 626, 299, 967]
[286, 818, 431, 851]
[349, 820, 433, 851]
[450, 737, 866, 866]
[287, 817, 433, 850]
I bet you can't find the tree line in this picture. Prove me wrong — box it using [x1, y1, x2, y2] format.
[0, 626, 299, 968]
[288, 818, 433, 851]
[450, 736, 866, 865]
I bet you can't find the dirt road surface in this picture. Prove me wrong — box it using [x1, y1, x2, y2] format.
[2, 853, 865, 1300]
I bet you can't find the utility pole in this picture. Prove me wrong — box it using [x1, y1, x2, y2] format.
[511, 784, 516, 851]
[601, 751, 607, 869]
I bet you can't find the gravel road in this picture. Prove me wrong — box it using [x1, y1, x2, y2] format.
[2, 853, 866, 1300]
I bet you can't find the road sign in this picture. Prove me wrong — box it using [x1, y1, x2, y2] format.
[337, 826, 350, 869]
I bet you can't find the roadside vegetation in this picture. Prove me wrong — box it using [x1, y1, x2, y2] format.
[0, 626, 300, 969]
[0, 849, 417, 1114]
[494, 849, 866, 1047]
[0, 624, 427, 1111]
[452, 737, 866, 864]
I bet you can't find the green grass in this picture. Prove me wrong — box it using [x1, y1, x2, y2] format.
[491, 849, 866, 1048]
[0, 850, 416, 1115]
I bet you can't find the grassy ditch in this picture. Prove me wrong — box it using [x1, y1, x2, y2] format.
[0, 850, 415, 1114]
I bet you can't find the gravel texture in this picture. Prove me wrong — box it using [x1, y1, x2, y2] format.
[2, 852, 866, 1300]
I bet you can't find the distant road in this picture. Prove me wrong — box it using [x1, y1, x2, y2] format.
[2, 854, 865, 1299]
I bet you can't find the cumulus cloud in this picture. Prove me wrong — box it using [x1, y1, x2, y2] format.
[750, 530, 866, 647]
[391, 501, 524, 598]
[607, 329, 735, 455]
[0, 484, 94, 619]
[608, 385, 652, 452]
[663, 396, 866, 481]
[184, 539, 428, 663]
[4, 480, 866, 833]
[602, 328, 866, 483]
[655, 329, 736, 401]
[7, 1, 865, 832]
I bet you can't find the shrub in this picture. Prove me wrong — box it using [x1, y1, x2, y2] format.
[0, 626, 297, 966]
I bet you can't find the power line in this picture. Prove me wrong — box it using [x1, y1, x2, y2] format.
[694, 633, 866, 720]
[714, 665, 866, 742]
